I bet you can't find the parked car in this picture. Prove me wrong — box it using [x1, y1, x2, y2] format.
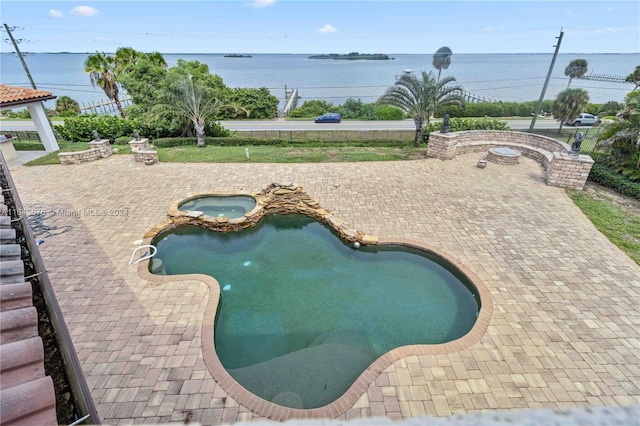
[314, 113, 341, 123]
[566, 113, 600, 126]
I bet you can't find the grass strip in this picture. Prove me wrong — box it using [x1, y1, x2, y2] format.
[157, 145, 423, 163]
[567, 189, 640, 265]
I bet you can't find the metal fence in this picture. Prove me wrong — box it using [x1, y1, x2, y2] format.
[564, 128, 603, 153]
[525, 127, 603, 154]
[2, 130, 67, 143]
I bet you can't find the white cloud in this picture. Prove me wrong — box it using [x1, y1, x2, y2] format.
[317, 24, 337, 35]
[71, 6, 99, 17]
[48, 9, 63, 18]
[596, 27, 623, 34]
[251, 0, 276, 8]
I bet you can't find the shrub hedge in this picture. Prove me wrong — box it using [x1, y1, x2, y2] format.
[54, 115, 230, 143]
[588, 163, 640, 200]
[422, 117, 508, 143]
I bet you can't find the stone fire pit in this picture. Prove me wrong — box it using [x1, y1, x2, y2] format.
[487, 147, 521, 165]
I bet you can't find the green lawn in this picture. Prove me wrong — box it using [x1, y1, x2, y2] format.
[24, 144, 417, 166]
[158, 145, 423, 163]
[567, 189, 640, 265]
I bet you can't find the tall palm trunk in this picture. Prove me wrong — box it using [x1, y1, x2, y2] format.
[115, 97, 125, 118]
[413, 116, 424, 147]
[194, 120, 206, 148]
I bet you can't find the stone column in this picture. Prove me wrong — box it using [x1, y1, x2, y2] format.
[128, 138, 149, 151]
[427, 132, 458, 160]
[545, 152, 594, 190]
[88, 139, 112, 158]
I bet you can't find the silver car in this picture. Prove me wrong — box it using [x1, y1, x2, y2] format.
[567, 113, 600, 126]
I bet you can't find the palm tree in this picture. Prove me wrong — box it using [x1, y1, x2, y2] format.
[151, 73, 243, 147]
[552, 88, 590, 132]
[145, 51, 168, 70]
[625, 65, 640, 90]
[564, 59, 588, 88]
[377, 71, 464, 146]
[55, 95, 80, 114]
[84, 51, 126, 118]
[432, 46, 452, 83]
[114, 47, 141, 75]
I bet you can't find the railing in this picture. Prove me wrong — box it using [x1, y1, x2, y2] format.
[282, 88, 299, 117]
[450, 88, 500, 104]
[79, 97, 132, 115]
[580, 74, 631, 84]
[129, 244, 157, 266]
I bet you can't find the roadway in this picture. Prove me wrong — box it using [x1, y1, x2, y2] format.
[0, 118, 568, 132]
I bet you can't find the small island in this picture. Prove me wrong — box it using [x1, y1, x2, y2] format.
[224, 54, 252, 58]
[308, 52, 391, 60]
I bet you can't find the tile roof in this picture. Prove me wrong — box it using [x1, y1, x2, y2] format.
[0, 84, 56, 107]
[0, 169, 57, 425]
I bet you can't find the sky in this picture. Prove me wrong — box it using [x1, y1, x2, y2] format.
[0, 0, 638, 54]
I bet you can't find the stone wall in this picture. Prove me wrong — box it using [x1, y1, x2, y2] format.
[427, 130, 593, 190]
[58, 139, 112, 165]
[58, 148, 101, 165]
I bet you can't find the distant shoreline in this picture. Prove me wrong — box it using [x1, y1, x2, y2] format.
[7, 52, 638, 56]
[308, 53, 391, 60]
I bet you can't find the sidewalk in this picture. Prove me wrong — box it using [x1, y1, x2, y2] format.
[6, 150, 48, 169]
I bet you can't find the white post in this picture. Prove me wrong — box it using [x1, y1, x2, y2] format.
[27, 102, 59, 152]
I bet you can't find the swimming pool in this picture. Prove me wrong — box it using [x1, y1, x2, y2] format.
[150, 213, 481, 409]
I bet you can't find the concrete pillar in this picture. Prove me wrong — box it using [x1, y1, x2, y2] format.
[26, 102, 59, 152]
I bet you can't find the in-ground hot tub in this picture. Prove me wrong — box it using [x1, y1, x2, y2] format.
[178, 195, 257, 219]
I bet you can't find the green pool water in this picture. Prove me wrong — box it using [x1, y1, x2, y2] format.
[151, 214, 479, 409]
[178, 195, 256, 219]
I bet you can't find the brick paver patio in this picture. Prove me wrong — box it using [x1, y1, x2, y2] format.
[10, 153, 639, 424]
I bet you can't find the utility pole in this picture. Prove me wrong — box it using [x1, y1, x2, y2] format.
[529, 29, 564, 131]
[3, 24, 37, 89]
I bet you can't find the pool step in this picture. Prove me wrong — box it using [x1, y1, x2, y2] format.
[228, 341, 377, 409]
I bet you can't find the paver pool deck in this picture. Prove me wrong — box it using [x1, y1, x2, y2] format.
[10, 153, 639, 424]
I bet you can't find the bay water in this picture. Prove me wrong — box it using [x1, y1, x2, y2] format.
[1, 52, 636, 110]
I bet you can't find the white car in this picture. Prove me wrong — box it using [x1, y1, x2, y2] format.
[567, 113, 600, 126]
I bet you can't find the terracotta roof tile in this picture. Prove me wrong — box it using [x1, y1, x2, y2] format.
[0, 84, 55, 106]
